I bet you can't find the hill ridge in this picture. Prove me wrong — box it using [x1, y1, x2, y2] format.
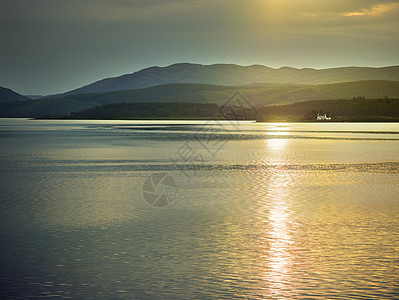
[0, 86, 29, 104]
[2, 80, 399, 118]
[60, 63, 399, 97]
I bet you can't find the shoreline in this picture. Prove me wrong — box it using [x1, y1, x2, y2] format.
[27, 116, 399, 123]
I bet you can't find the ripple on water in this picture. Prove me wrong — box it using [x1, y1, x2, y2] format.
[1, 120, 399, 299]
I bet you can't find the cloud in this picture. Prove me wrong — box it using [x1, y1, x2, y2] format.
[342, 2, 399, 17]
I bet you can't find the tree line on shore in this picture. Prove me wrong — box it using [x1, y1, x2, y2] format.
[33, 97, 399, 122]
[257, 97, 399, 121]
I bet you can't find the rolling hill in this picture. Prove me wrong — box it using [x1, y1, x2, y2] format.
[0, 86, 29, 104]
[60, 63, 399, 96]
[1, 80, 399, 118]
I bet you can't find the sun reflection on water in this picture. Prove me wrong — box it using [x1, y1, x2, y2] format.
[265, 126, 291, 151]
[264, 171, 295, 297]
[256, 128, 298, 298]
[266, 138, 289, 151]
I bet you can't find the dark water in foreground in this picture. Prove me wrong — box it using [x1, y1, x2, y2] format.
[0, 119, 398, 299]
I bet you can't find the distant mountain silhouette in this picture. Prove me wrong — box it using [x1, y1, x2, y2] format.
[60, 63, 399, 96]
[2, 80, 399, 118]
[25, 95, 44, 100]
[0, 86, 29, 104]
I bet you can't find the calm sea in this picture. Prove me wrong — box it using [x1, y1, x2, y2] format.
[0, 118, 398, 299]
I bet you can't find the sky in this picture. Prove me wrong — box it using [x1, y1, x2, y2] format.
[1, 0, 398, 95]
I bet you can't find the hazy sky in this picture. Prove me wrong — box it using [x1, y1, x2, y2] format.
[1, 0, 398, 95]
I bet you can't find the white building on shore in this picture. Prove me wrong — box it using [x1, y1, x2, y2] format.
[317, 114, 331, 121]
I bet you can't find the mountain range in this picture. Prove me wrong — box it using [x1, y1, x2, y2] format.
[1, 80, 399, 118]
[1, 63, 399, 118]
[61, 63, 399, 96]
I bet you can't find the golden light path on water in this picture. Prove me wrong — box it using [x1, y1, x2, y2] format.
[267, 172, 294, 296]
[265, 125, 289, 163]
[261, 128, 296, 297]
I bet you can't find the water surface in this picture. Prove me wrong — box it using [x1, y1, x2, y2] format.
[0, 119, 398, 299]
